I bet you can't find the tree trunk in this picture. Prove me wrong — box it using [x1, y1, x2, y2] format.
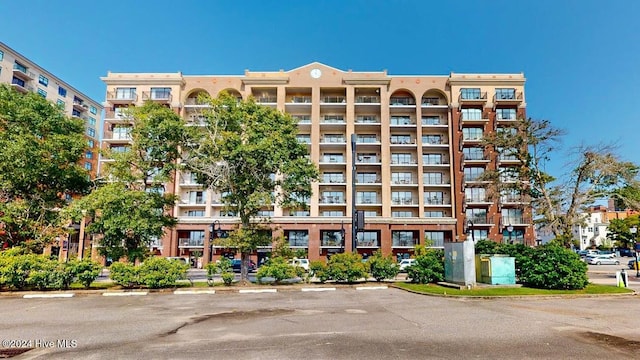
[240, 251, 250, 285]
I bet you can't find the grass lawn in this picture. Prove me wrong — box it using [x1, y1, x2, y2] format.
[395, 283, 634, 296]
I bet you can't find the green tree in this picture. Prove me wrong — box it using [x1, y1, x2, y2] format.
[184, 92, 318, 282]
[606, 216, 640, 249]
[0, 84, 91, 252]
[406, 249, 444, 284]
[66, 102, 184, 263]
[481, 118, 640, 247]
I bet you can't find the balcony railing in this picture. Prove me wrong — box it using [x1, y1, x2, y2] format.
[322, 176, 345, 183]
[256, 96, 277, 103]
[494, 91, 523, 102]
[459, 91, 487, 101]
[390, 117, 415, 126]
[390, 97, 415, 106]
[421, 97, 441, 106]
[321, 116, 345, 124]
[392, 198, 416, 205]
[321, 96, 346, 103]
[357, 156, 379, 163]
[424, 197, 448, 205]
[321, 157, 345, 163]
[392, 239, 418, 247]
[356, 177, 381, 184]
[142, 91, 172, 102]
[178, 238, 204, 247]
[390, 159, 417, 165]
[390, 138, 415, 145]
[355, 116, 379, 124]
[392, 179, 415, 185]
[288, 96, 312, 103]
[107, 91, 138, 102]
[356, 137, 380, 143]
[321, 137, 346, 143]
[320, 197, 345, 204]
[355, 96, 380, 103]
[357, 198, 379, 204]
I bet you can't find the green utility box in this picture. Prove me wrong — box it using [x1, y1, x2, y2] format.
[475, 254, 516, 285]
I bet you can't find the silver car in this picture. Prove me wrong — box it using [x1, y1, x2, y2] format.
[586, 255, 620, 265]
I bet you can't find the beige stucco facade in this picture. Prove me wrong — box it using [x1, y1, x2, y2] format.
[100, 62, 531, 266]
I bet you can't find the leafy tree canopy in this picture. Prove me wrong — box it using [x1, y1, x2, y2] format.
[0, 84, 90, 251]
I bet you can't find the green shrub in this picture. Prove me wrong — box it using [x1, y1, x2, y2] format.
[327, 252, 368, 283]
[256, 257, 298, 283]
[407, 249, 444, 284]
[368, 251, 399, 282]
[109, 262, 139, 288]
[0, 253, 46, 290]
[47, 262, 76, 290]
[221, 272, 234, 286]
[138, 257, 189, 288]
[25, 258, 58, 290]
[70, 259, 103, 288]
[474, 240, 501, 256]
[519, 244, 588, 290]
[309, 260, 329, 283]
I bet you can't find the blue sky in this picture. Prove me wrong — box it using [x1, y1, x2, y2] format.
[2, 0, 639, 178]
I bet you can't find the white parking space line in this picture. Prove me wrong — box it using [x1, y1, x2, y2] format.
[173, 290, 216, 295]
[238, 289, 277, 294]
[301, 287, 336, 292]
[355, 286, 388, 291]
[23, 293, 75, 299]
[102, 291, 148, 296]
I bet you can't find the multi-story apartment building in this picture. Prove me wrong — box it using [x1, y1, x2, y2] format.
[573, 203, 639, 250]
[0, 42, 102, 179]
[100, 63, 533, 266]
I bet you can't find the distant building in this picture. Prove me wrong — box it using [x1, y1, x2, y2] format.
[573, 202, 639, 250]
[100, 63, 534, 266]
[0, 41, 102, 180]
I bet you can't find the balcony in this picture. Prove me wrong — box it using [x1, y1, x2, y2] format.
[287, 96, 312, 104]
[500, 194, 529, 204]
[390, 117, 415, 126]
[355, 116, 380, 125]
[356, 177, 381, 185]
[462, 153, 489, 163]
[320, 156, 346, 164]
[392, 178, 416, 185]
[319, 196, 345, 205]
[392, 239, 418, 247]
[424, 198, 450, 206]
[320, 137, 346, 144]
[423, 179, 450, 187]
[421, 137, 447, 147]
[461, 135, 483, 144]
[390, 97, 416, 106]
[458, 91, 487, 105]
[321, 96, 346, 104]
[72, 99, 88, 112]
[321, 116, 346, 124]
[421, 97, 446, 107]
[321, 176, 346, 184]
[184, 98, 211, 108]
[422, 159, 449, 168]
[422, 117, 447, 127]
[107, 91, 138, 103]
[356, 155, 380, 164]
[356, 240, 379, 248]
[10, 78, 33, 93]
[390, 159, 417, 165]
[142, 91, 172, 103]
[461, 115, 489, 124]
[256, 96, 277, 104]
[178, 238, 204, 248]
[12, 64, 35, 81]
[392, 198, 417, 205]
[390, 137, 416, 145]
[493, 91, 523, 105]
[357, 198, 380, 205]
[468, 217, 494, 225]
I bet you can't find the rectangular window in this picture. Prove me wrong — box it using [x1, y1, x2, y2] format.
[86, 151, 93, 159]
[0, 50, 3, 60]
[363, 210, 378, 217]
[14, 62, 27, 73]
[466, 208, 488, 223]
[112, 125, 131, 140]
[463, 147, 485, 160]
[150, 87, 171, 100]
[424, 191, 444, 205]
[58, 86, 67, 97]
[84, 162, 92, 170]
[460, 88, 481, 100]
[357, 153, 378, 163]
[462, 128, 483, 141]
[116, 87, 136, 100]
[322, 153, 344, 163]
[320, 230, 344, 247]
[356, 134, 378, 143]
[422, 135, 443, 144]
[87, 139, 95, 148]
[464, 167, 485, 181]
[392, 191, 414, 205]
[321, 211, 344, 217]
[392, 211, 414, 218]
[424, 211, 445, 218]
[424, 231, 445, 247]
[356, 172, 379, 184]
[56, 99, 65, 108]
[390, 135, 412, 144]
[357, 191, 378, 204]
[38, 75, 48, 87]
[502, 208, 524, 224]
[392, 231, 417, 246]
[495, 88, 516, 100]
[465, 187, 487, 202]
[461, 108, 482, 120]
[287, 230, 309, 247]
[422, 153, 444, 165]
[323, 134, 345, 143]
[391, 172, 413, 184]
[296, 134, 311, 144]
[88, 117, 96, 126]
[186, 210, 205, 217]
[89, 105, 98, 115]
[390, 116, 412, 125]
[496, 108, 516, 120]
[37, 88, 47, 97]
[391, 153, 413, 164]
[356, 231, 379, 247]
[110, 145, 128, 153]
[422, 116, 441, 125]
[188, 191, 205, 204]
[423, 172, 443, 185]
[322, 172, 344, 183]
[87, 128, 95, 137]
[471, 229, 489, 241]
[321, 191, 344, 204]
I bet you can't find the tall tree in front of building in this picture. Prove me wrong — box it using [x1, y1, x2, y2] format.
[482, 117, 639, 247]
[0, 84, 91, 252]
[67, 102, 185, 262]
[183, 92, 318, 282]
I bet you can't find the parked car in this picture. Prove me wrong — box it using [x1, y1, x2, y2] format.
[288, 258, 310, 271]
[585, 255, 620, 265]
[398, 259, 416, 272]
[628, 259, 639, 270]
[617, 248, 635, 257]
[578, 250, 599, 258]
[231, 259, 257, 273]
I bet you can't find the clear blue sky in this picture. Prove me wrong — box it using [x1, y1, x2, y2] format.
[2, 0, 639, 178]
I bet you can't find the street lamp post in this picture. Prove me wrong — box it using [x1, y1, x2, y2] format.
[466, 220, 475, 243]
[506, 223, 514, 244]
[631, 226, 639, 277]
[209, 220, 221, 263]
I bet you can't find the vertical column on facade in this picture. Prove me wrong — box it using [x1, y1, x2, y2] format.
[379, 86, 391, 219]
[310, 84, 321, 218]
[451, 105, 465, 242]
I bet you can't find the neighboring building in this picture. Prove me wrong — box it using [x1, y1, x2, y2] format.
[0, 42, 102, 180]
[573, 203, 639, 250]
[100, 63, 533, 266]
